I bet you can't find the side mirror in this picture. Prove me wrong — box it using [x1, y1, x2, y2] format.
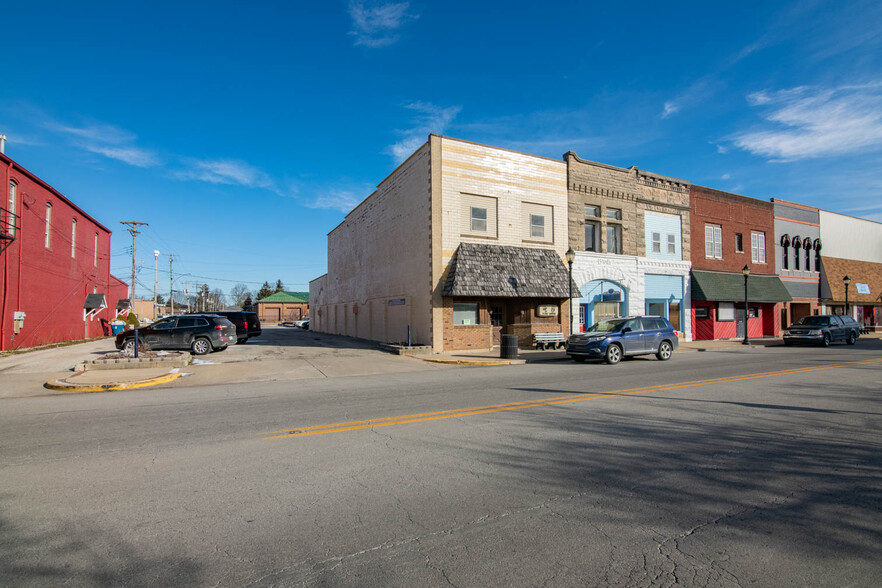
[621, 327, 632, 334]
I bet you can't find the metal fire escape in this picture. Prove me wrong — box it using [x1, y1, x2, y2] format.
[0, 206, 19, 255]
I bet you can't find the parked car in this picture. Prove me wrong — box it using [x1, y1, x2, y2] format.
[293, 317, 309, 328]
[567, 316, 679, 365]
[190, 310, 261, 343]
[115, 314, 237, 355]
[783, 314, 860, 347]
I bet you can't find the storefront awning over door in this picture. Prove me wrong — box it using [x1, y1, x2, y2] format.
[691, 270, 792, 303]
[443, 243, 576, 298]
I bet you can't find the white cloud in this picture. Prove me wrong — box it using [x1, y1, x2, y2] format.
[174, 158, 275, 189]
[721, 173, 731, 180]
[661, 101, 680, 119]
[386, 101, 461, 163]
[305, 189, 363, 212]
[83, 144, 160, 167]
[732, 83, 882, 161]
[43, 119, 160, 167]
[348, 1, 418, 48]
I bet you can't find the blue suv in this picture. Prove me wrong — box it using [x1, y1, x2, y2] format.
[567, 316, 679, 365]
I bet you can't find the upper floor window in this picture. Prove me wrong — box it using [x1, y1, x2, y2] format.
[705, 224, 722, 259]
[470, 206, 487, 232]
[71, 218, 77, 258]
[735, 233, 744, 253]
[652, 232, 661, 253]
[585, 221, 600, 252]
[7, 181, 16, 237]
[585, 205, 600, 218]
[751, 231, 766, 264]
[45, 203, 52, 248]
[804, 241, 812, 272]
[607, 224, 622, 254]
[94, 232, 99, 266]
[667, 234, 676, 254]
[606, 208, 622, 220]
[530, 214, 545, 239]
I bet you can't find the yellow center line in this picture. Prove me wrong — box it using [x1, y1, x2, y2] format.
[262, 357, 882, 440]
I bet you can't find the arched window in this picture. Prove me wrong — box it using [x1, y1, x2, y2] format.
[45, 203, 52, 248]
[71, 218, 77, 258]
[94, 232, 98, 266]
[792, 236, 801, 270]
[804, 239, 812, 272]
[813, 239, 822, 272]
[780, 234, 790, 270]
[7, 180, 16, 237]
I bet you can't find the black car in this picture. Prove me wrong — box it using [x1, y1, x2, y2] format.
[190, 310, 261, 344]
[115, 314, 237, 355]
[783, 314, 860, 347]
[567, 316, 679, 364]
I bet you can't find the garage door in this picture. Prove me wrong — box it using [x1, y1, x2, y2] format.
[265, 308, 280, 322]
[286, 308, 301, 321]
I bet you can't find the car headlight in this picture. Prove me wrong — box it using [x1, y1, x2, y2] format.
[808, 330, 822, 335]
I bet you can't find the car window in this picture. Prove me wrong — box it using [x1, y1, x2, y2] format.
[177, 317, 198, 328]
[794, 316, 827, 326]
[196, 318, 210, 327]
[587, 319, 627, 333]
[152, 319, 176, 330]
[623, 319, 643, 332]
[647, 318, 666, 330]
[830, 316, 843, 325]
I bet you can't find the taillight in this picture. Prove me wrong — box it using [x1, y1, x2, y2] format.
[216, 324, 226, 329]
[244, 321, 248, 329]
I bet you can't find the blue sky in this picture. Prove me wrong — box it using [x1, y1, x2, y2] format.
[3, 1, 881, 301]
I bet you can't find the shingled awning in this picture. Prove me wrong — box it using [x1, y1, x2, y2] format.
[691, 270, 792, 303]
[443, 243, 576, 298]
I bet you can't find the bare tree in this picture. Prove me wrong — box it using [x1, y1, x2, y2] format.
[230, 283, 250, 307]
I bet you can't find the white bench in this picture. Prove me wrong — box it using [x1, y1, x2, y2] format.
[533, 332, 566, 350]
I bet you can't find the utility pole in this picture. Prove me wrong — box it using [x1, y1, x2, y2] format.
[120, 221, 149, 303]
[183, 281, 191, 313]
[153, 250, 160, 319]
[168, 254, 177, 315]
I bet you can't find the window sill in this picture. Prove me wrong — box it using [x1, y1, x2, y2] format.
[522, 239, 554, 245]
[461, 233, 497, 240]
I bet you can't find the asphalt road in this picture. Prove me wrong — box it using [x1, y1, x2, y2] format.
[1, 338, 881, 586]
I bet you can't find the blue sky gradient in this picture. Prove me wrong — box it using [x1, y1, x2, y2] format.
[3, 1, 881, 299]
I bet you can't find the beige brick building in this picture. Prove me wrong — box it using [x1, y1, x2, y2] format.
[564, 152, 693, 340]
[311, 135, 573, 351]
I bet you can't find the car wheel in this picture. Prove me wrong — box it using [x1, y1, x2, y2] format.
[656, 341, 673, 361]
[122, 338, 136, 356]
[822, 333, 831, 347]
[571, 356, 587, 363]
[604, 344, 622, 365]
[847, 331, 857, 345]
[191, 337, 212, 355]
[237, 337, 248, 344]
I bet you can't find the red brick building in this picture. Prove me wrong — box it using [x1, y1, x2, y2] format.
[1, 151, 128, 350]
[688, 186, 791, 340]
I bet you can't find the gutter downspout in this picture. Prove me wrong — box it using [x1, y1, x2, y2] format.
[1, 161, 11, 348]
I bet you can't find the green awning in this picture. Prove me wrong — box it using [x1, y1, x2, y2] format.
[691, 270, 792, 303]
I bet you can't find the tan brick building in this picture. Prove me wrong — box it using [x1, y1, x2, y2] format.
[563, 152, 693, 339]
[310, 135, 573, 351]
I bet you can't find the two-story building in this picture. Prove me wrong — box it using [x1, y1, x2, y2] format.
[818, 210, 882, 330]
[689, 186, 791, 340]
[1, 148, 128, 350]
[772, 199, 822, 326]
[310, 135, 574, 351]
[563, 152, 693, 340]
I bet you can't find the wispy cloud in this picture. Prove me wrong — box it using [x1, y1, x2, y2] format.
[44, 120, 161, 167]
[387, 101, 461, 162]
[348, 1, 418, 48]
[731, 83, 882, 161]
[174, 158, 276, 189]
[305, 189, 364, 212]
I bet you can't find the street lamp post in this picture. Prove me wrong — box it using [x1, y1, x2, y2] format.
[843, 275, 851, 316]
[153, 250, 159, 319]
[742, 265, 750, 345]
[565, 247, 575, 336]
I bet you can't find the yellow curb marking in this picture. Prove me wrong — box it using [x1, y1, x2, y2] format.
[263, 357, 882, 440]
[43, 371, 183, 393]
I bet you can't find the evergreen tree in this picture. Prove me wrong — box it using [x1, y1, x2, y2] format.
[257, 281, 273, 300]
[242, 294, 254, 312]
[274, 279, 284, 293]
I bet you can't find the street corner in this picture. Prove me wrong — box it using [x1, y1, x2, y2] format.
[44, 367, 183, 393]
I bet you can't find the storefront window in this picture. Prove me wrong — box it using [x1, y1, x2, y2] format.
[453, 303, 479, 325]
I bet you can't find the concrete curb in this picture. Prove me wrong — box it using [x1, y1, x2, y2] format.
[407, 355, 525, 366]
[44, 369, 183, 393]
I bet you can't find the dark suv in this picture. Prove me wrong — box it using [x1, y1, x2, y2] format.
[567, 316, 679, 365]
[115, 314, 237, 355]
[783, 314, 860, 347]
[189, 311, 261, 344]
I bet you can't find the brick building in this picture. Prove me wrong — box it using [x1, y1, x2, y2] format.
[256, 291, 309, 323]
[310, 135, 573, 351]
[689, 186, 791, 340]
[1, 150, 128, 350]
[772, 199, 822, 326]
[563, 152, 693, 340]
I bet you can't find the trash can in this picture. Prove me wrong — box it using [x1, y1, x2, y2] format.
[500, 334, 519, 359]
[110, 321, 125, 335]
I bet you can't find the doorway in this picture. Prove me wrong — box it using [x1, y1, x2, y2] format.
[735, 308, 746, 338]
[490, 304, 504, 345]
